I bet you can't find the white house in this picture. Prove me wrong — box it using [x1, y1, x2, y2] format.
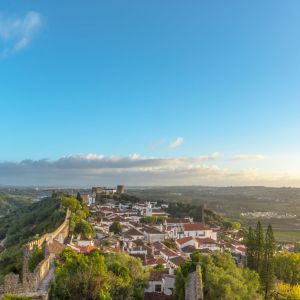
[143, 226, 166, 243]
[183, 223, 217, 240]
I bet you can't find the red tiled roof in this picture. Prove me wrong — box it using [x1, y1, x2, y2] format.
[80, 245, 96, 253]
[145, 257, 167, 265]
[183, 223, 210, 231]
[160, 247, 178, 257]
[169, 256, 186, 267]
[195, 237, 216, 245]
[181, 245, 196, 253]
[149, 270, 164, 281]
[152, 241, 164, 250]
[176, 236, 194, 245]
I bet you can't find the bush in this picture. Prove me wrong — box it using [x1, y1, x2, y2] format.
[28, 247, 45, 272]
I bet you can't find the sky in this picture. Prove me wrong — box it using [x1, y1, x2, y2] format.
[0, 1, 300, 187]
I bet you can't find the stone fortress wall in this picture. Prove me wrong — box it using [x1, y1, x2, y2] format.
[0, 209, 70, 297]
[185, 265, 204, 300]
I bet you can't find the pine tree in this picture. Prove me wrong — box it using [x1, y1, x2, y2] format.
[246, 226, 255, 269]
[254, 221, 265, 273]
[261, 224, 276, 299]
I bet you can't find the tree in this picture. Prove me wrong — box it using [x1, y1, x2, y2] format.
[246, 227, 255, 270]
[276, 283, 300, 300]
[154, 264, 165, 271]
[109, 222, 122, 235]
[50, 249, 110, 300]
[254, 221, 265, 273]
[199, 252, 262, 300]
[274, 252, 300, 285]
[28, 247, 45, 272]
[175, 267, 185, 300]
[261, 224, 276, 299]
[74, 220, 95, 239]
[104, 253, 149, 300]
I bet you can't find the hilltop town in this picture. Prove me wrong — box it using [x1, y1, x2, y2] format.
[1, 186, 300, 300]
[70, 185, 246, 299]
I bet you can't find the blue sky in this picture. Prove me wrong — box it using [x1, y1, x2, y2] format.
[0, 1, 300, 186]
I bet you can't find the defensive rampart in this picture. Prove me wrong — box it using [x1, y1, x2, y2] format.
[0, 209, 70, 297]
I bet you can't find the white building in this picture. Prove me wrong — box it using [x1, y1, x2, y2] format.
[183, 223, 217, 240]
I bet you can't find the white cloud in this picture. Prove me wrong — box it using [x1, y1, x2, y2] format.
[0, 153, 298, 187]
[169, 137, 183, 149]
[231, 154, 266, 161]
[0, 11, 43, 56]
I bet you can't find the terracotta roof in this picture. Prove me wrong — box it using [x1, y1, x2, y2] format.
[143, 226, 164, 234]
[176, 236, 194, 245]
[80, 245, 96, 253]
[160, 247, 178, 257]
[145, 257, 167, 266]
[124, 228, 144, 237]
[149, 270, 165, 281]
[181, 245, 196, 253]
[183, 223, 210, 231]
[196, 237, 216, 245]
[48, 239, 66, 255]
[152, 241, 164, 250]
[169, 256, 186, 267]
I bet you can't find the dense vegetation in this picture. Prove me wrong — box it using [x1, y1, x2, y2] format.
[0, 192, 32, 216]
[175, 252, 262, 300]
[28, 247, 44, 272]
[274, 252, 300, 285]
[245, 222, 276, 299]
[50, 249, 149, 300]
[0, 197, 66, 279]
[109, 221, 122, 235]
[59, 194, 94, 238]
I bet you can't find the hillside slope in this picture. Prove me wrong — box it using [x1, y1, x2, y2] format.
[0, 197, 66, 279]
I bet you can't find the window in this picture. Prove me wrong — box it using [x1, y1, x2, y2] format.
[155, 284, 162, 292]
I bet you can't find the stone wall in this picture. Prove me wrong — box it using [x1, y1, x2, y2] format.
[0, 209, 70, 297]
[185, 265, 204, 300]
[25, 209, 71, 253]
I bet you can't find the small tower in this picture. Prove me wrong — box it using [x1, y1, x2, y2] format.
[146, 201, 152, 217]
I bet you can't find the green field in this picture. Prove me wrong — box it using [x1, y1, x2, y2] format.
[273, 230, 300, 243]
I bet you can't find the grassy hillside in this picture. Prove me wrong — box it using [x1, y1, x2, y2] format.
[0, 197, 66, 279]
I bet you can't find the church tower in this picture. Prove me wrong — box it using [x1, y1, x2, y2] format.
[146, 201, 152, 217]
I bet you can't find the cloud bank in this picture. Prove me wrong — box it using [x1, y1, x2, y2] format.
[0, 11, 43, 56]
[231, 154, 266, 161]
[0, 153, 298, 187]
